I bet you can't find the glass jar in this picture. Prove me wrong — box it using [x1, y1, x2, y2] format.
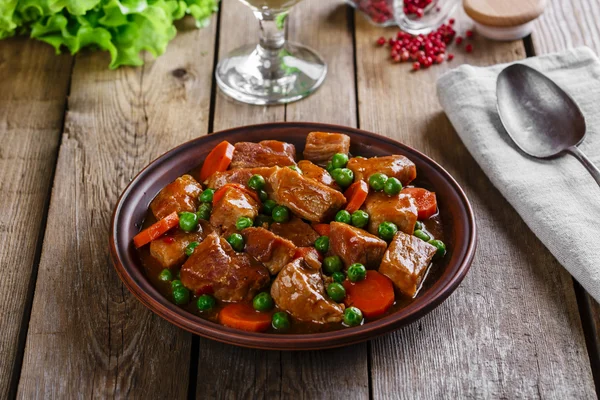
[394, 0, 459, 34]
[346, 0, 396, 27]
[348, 0, 459, 31]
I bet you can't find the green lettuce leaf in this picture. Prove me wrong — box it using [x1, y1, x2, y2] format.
[0, 0, 219, 68]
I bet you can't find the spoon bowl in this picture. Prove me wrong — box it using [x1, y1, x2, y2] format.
[496, 63, 600, 186]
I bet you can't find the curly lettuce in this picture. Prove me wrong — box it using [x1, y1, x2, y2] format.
[0, 0, 218, 68]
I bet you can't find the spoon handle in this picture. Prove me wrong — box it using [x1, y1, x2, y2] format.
[566, 146, 600, 187]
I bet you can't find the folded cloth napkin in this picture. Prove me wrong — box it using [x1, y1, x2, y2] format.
[437, 46, 600, 303]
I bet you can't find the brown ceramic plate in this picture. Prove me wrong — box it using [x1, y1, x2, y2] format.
[110, 122, 476, 350]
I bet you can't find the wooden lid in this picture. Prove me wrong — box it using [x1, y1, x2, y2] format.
[464, 0, 547, 27]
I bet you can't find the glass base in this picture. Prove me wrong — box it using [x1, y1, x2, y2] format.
[216, 41, 327, 105]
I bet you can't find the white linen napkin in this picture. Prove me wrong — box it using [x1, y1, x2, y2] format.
[437, 47, 600, 302]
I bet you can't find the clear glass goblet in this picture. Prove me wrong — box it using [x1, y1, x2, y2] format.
[215, 0, 327, 105]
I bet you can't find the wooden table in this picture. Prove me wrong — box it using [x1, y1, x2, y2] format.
[1, 0, 599, 397]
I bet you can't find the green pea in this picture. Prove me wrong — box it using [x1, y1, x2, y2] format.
[354, 156, 366, 159]
[262, 199, 277, 215]
[331, 168, 354, 188]
[158, 269, 172, 281]
[378, 221, 398, 241]
[254, 214, 273, 227]
[197, 203, 212, 220]
[323, 255, 343, 275]
[258, 189, 268, 202]
[199, 188, 215, 203]
[326, 161, 334, 173]
[171, 279, 183, 289]
[272, 312, 291, 331]
[236, 216, 254, 230]
[335, 210, 352, 224]
[173, 286, 190, 305]
[428, 239, 446, 258]
[368, 173, 388, 191]
[197, 294, 216, 311]
[179, 212, 199, 232]
[248, 174, 266, 191]
[315, 236, 329, 253]
[184, 241, 200, 257]
[347, 263, 367, 282]
[343, 307, 363, 327]
[414, 229, 431, 242]
[227, 233, 244, 252]
[383, 177, 402, 195]
[332, 272, 346, 284]
[326, 282, 346, 302]
[331, 153, 349, 169]
[253, 292, 274, 312]
[414, 221, 423, 231]
[272, 205, 290, 223]
[351, 210, 369, 229]
[288, 165, 302, 174]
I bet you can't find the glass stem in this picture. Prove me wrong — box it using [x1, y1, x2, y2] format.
[255, 11, 287, 53]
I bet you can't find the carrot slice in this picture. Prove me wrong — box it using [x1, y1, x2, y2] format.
[344, 181, 369, 214]
[133, 212, 180, 248]
[402, 187, 437, 219]
[199, 141, 235, 182]
[312, 223, 330, 236]
[212, 183, 260, 206]
[219, 303, 272, 332]
[343, 270, 395, 318]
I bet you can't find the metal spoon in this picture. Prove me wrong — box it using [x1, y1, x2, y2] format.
[496, 64, 600, 186]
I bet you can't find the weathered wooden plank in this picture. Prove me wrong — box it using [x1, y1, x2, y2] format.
[532, 0, 600, 57]
[355, 13, 596, 399]
[284, 2, 369, 399]
[212, 0, 285, 129]
[0, 38, 71, 398]
[16, 17, 217, 398]
[196, 0, 284, 397]
[196, 0, 368, 399]
[531, 0, 600, 389]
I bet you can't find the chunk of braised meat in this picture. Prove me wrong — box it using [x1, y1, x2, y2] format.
[363, 191, 418, 235]
[329, 222, 387, 269]
[347, 155, 416, 186]
[241, 227, 297, 275]
[150, 174, 202, 220]
[379, 231, 436, 297]
[259, 140, 296, 160]
[204, 167, 277, 192]
[271, 258, 344, 324]
[297, 160, 340, 190]
[270, 216, 320, 247]
[149, 221, 213, 268]
[181, 232, 269, 301]
[303, 131, 351, 166]
[269, 167, 346, 222]
[210, 186, 260, 236]
[230, 141, 296, 169]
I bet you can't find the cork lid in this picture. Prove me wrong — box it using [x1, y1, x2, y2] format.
[464, 0, 547, 27]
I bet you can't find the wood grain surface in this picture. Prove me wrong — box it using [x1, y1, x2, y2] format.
[355, 11, 595, 399]
[196, 0, 369, 398]
[16, 18, 217, 398]
[0, 0, 599, 397]
[0, 38, 72, 398]
[531, 0, 600, 390]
